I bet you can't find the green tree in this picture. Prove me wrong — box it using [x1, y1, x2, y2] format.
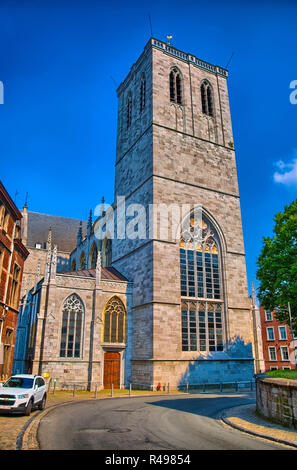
[256, 199, 297, 329]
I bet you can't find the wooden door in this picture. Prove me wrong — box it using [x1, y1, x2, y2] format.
[103, 352, 120, 389]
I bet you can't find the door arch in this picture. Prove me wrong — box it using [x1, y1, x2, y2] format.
[103, 351, 120, 389]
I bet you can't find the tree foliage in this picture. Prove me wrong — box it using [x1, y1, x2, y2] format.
[256, 199, 297, 328]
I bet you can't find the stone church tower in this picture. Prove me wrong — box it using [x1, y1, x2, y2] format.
[112, 38, 254, 387]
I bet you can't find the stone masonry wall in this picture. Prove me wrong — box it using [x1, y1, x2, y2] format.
[256, 377, 297, 428]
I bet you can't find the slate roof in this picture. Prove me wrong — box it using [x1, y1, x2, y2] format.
[62, 267, 128, 282]
[26, 211, 87, 253]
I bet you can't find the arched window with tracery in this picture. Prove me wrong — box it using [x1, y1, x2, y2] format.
[102, 237, 112, 267]
[103, 296, 126, 343]
[89, 242, 98, 269]
[201, 80, 214, 117]
[180, 214, 224, 352]
[170, 67, 182, 105]
[126, 91, 132, 129]
[140, 74, 146, 112]
[78, 251, 86, 270]
[60, 294, 84, 358]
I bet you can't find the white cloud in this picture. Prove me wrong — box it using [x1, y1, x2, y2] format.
[273, 150, 297, 187]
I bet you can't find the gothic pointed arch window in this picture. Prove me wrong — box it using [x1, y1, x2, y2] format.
[140, 74, 146, 113]
[180, 213, 224, 352]
[78, 251, 86, 270]
[170, 67, 183, 105]
[60, 294, 84, 358]
[102, 237, 112, 267]
[89, 242, 98, 269]
[126, 91, 132, 129]
[201, 80, 214, 117]
[103, 296, 126, 343]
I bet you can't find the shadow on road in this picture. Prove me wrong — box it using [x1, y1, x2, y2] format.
[146, 394, 255, 418]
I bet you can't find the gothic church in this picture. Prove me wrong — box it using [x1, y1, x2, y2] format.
[14, 38, 255, 389]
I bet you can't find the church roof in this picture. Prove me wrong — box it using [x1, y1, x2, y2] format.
[26, 211, 87, 252]
[62, 266, 129, 282]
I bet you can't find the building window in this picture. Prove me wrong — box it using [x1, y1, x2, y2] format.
[126, 92, 132, 129]
[170, 68, 182, 105]
[89, 242, 98, 269]
[60, 294, 84, 358]
[78, 252, 86, 270]
[2, 328, 13, 377]
[278, 326, 287, 340]
[103, 296, 126, 343]
[270, 366, 278, 370]
[265, 310, 273, 321]
[268, 346, 276, 361]
[140, 74, 146, 112]
[282, 366, 291, 370]
[180, 214, 224, 352]
[201, 80, 214, 117]
[10, 263, 21, 309]
[280, 346, 289, 361]
[3, 211, 9, 233]
[266, 327, 275, 341]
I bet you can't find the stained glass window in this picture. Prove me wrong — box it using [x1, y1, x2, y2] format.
[60, 294, 84, 358]
[180, 216, 224, 352]
[103, 296, 126, 343]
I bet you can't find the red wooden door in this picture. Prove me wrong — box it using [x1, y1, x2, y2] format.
[103, 352, 120, 389]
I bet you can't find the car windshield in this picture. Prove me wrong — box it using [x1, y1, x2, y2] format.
[3, 377, 34, 389]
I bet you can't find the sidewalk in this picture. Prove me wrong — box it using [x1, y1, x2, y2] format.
[221, 403, 297, 449]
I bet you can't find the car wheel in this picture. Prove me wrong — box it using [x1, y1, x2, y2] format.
[38, 394, 46, 410]
[24, 399, 33, 416]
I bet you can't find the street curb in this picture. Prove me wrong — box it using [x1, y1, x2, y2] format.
[17, 392, 187, 450]
[221, 411, 297, 449]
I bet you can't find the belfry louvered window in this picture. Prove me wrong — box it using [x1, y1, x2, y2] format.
[180, 215, 224, 352]
[140, 75, 146, 112]
[170, 68, 182, 105]
[201, 80, 214, 117]
[126, 92, 132, 129]
[60, 294, 84, 358]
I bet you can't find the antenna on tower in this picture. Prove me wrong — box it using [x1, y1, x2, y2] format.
[110, 76, 118, 89]
[225, 52, 235, 69]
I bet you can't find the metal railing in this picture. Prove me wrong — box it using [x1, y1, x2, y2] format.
[46, 379, 255, 398]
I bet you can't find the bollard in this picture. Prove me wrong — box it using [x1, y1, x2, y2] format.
[186, 383, 189, 394]
[167, 383, 170, 394]
[129, 383, 132, 396]
[111, 383, 114, 397]
[53, 379, 56, 395]
[73, 384, 76, 397]
[94, 384, 98, 399]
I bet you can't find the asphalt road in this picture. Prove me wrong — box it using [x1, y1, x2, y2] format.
[37, 393, 287, 450]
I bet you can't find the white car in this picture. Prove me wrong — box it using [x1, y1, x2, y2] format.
[0, 374, 47, 415]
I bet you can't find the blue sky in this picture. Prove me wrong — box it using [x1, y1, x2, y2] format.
[1, 0, 297, 293]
